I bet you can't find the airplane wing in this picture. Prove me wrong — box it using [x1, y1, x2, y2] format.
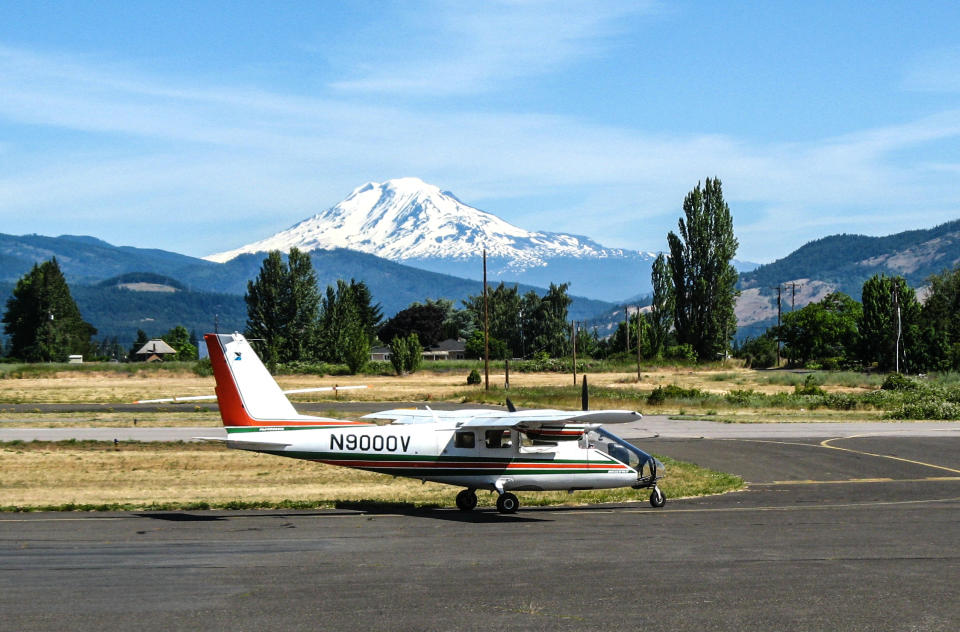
[364, 408, 641, 429]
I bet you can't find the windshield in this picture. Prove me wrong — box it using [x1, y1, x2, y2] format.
[586, 427, 662, 488]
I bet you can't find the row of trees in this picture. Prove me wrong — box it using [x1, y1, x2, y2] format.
[245, 248, 383, 372]
[742, 268, 960, 372]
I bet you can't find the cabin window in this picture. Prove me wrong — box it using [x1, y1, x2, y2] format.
[485, 429, 512, 449]
[454, 431, 475, 449]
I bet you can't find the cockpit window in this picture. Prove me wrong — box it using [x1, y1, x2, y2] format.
[485, 429, 512, 449]
[454, 431, 475, 449]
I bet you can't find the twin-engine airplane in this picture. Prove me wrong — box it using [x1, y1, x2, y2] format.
[201, 332, 664, 514]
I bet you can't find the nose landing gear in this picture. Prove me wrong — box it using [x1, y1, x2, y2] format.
[496, 492, 519, 514]
[649, 486, 666, 508]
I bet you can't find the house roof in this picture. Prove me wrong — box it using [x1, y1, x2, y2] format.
[429, 338, 466, 352]
[136, 339, 177, 355]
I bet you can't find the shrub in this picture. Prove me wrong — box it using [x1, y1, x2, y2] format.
[466, 369, 481, 385]
[647, 384, 703, 405]
[881, 373, 919, 391]
[192, 358, 213, 377]
[664, 344, 697, 362]
[794, 374, 826, 396]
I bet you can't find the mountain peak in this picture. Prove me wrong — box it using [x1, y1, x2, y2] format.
[205, 178, 629, 265]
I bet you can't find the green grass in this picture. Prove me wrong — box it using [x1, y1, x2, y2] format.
[0, 361, 203, 379]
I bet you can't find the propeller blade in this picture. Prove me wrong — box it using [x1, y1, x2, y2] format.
[581, 375, 589, 411]
[506, 398, 517, 413]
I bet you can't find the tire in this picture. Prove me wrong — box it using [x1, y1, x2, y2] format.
[649, 487, 666, 508]
[496, 492, 519, 514]
[456, 489, 478, 512]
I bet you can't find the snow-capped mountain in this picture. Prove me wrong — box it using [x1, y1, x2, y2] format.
[205, 177, 666, 302]
[205, 177, 647, 267]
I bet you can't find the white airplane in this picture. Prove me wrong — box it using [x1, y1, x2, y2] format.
[201, 332, 665, 514]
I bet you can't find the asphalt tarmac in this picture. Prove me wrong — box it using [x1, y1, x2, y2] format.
[2, 432, 958, 631]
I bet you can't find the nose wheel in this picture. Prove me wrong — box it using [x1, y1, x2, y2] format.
[649, 486, 666, 508]
[496, 492, 519, 514]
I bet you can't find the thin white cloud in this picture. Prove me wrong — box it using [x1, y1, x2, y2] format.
[328, 0, 656, 95]
[0, 41, 959, 262]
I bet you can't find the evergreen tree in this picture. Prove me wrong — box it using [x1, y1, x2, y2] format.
[128, 329, 149, 361]
[348, 279, 383, 341]
[667, 178, 739, 361]
[3, 258, 96, 362]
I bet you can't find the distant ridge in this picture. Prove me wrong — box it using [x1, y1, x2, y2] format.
[735, 218, 960, 335]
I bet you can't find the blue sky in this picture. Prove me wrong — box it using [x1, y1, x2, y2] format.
[1, 0, 959, 262]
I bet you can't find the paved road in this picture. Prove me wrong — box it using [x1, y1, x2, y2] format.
[4, 414, 960, 442]
[1, 434, 958, 631]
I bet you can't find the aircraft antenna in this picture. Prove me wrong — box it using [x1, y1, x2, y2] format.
[581, 375, 589, 411]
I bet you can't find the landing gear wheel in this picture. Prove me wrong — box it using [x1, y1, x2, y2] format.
[649, 486, 666, 508]
[456, 489, 478, 512]
[496, 492, 519, 514]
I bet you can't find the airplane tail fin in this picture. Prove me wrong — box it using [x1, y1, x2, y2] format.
[204, 332, 304, 428]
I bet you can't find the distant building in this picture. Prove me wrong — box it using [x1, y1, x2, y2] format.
[370, 345, 392, 362]
[369, 338, 466, 362]
[423, 338, 467, 361]
[136, 339, 177, 362]
[67, 355, 83, 364]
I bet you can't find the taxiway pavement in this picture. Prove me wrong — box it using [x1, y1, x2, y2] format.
[1, 430, 958, 631]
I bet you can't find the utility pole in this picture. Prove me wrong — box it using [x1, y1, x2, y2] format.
[772, 285, 783, 366]
[786, 282, 803, 312]
[571, 321, 577, 385]
[636, 308, 642, 381]
[624, 307, 630, 354]
[893, 283, 901, 373]
[483, 249, 489, 391]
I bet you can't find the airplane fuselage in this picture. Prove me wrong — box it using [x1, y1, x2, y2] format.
[227, 424, 638, 493]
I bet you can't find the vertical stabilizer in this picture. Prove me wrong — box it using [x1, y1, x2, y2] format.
[205, 333, 300, 425]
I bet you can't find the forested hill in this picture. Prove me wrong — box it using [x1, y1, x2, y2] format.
[739, 219, 960, 297]
[0, 234, 614, 344]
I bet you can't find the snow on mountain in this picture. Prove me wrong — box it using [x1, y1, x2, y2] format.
[205, 177, 646, 266]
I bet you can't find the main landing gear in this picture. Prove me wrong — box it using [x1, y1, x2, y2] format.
[456, 489, 519, 514]
[456, 489, 478, 512]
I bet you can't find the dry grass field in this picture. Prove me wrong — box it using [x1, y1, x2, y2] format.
[0, 441, 742, 511]
[1, 362, 903, 511]
[0, 362, 878, 402]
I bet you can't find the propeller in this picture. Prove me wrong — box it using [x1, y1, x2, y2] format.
[506, 398, 517, 413]
[581, 375, 589, 411]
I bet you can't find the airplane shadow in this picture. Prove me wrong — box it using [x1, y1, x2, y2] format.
[332, 500, 546, 523]
[133, 512, 227, 522]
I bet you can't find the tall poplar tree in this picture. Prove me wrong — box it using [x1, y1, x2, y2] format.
[667, 178, 739, 361]
[859, 274, 921, 372]
[648, 252, 674, 358]
[3, 258, 96, 362]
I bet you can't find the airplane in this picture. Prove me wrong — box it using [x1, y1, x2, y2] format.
[198, 331, 665, 514]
